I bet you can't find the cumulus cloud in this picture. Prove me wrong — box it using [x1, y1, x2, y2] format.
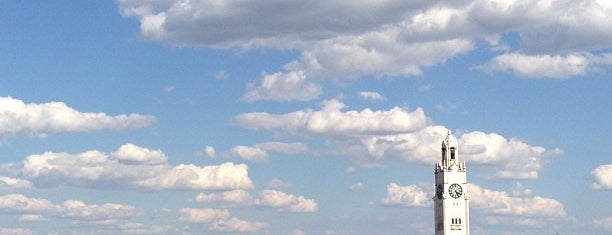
[380, 183, 430, 207]
[289, 229, 307, 235]
[255, 190, 318, 213]
[203, 146, 216, 158]
[0, 194, 55, 213]
[179, 208, 267, 233]
[178, 208, 230, 224]
[0, 228, 32, 235]
[244, 37, 473, 101]
[110, 143, 167, 165]
[196, 189, 318, 213]
[230, 142, 308, 162]
[348, 128, 560, 178]
[474, 53, 612, 79]
[6, 144, 253, 191]
[359, 91, 385, 101]
[117, 0, 612, 102]
[287, 36, 474, 80]
[243, 71, 322, 102]
[468, 184, 566, 217]
[591, 164, 612, 190]
[230, 146, 269, 162]
[18, 214, 43, 222]
[348, 182, 366, 191]
[236, 102, 560, 179]
[593, 217, 612, 231]
[459, 131, 562, 180]
[195, 190, 254, 205]
[0, 97, 155, 138]
[116, 0, 427, 47]
[0, 194, 136, 221]
[0, 176, 33, 189]
[235, 99, 429, 137]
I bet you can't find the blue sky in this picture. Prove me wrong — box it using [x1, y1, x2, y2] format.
[0, 0, 611, 234]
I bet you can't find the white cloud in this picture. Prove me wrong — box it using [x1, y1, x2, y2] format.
[117, 0, 612, 98]
[9, 144, 253, 191]
[196, 189, 318, 213]
[243, 71, 322, 102]
[110, 143, 167, 165]
[458, 131, 562, 180]
[60, 200, 137, 220]
[163, 85, 175, 93]
[209, 217, 269, 233]
[359, 91, 385, 101]
[288, 35, 474, 80]
[214, 70, 229, 80]
[476, 53, 590, 79]
[0, 176, 33, 189]
[265, 179, 292, 190]
[236, 102, 560, 179]
[116, 0, 427, 48]
[178, 208, 230, 223]
[203, 146, 216, 158]
[0, 97, 155, 138]
[230, 145, 269, 162]
[593, 217, 612, 231]
[519, 0, 612, 53]
[255, 142, 309, 155]
[468, 183, 566, 217]
[179, 207, 268, 233]
[133, 163, 253, 191]
[380, 183, 430, 207]
[0, 228, 32, 235]
[245, 36, 473, 101]
[0, 194, 136, 221]
[230, 142, 308, 162]
[18, 214, 44, 222]
[195, 190, 254, 205]
[235, 99, 429, 137]
[0, 194, 56, 212]
[591, 164, 612, 190]
[255, 190, 318, 213]
[348, 182, 366, 191]
[289, 229, 307, 235]
[331, 126, 560, 179]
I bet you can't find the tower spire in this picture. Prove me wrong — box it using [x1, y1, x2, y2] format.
[434, 130, 470, 235]
[441, 129, 459, 170]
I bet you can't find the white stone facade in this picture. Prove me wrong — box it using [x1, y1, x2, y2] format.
[434, 131, 470, 235]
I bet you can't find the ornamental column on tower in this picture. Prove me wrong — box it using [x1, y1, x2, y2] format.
[434, 130, 470, 235]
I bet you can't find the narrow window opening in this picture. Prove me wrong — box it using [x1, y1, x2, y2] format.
[450, 147, 456, 160]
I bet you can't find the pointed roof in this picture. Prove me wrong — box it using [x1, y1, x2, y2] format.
[442, 129, 458, 148]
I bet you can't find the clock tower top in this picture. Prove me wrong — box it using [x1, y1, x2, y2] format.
[434, 129, 470, 235]
[438, 130, 465, 172]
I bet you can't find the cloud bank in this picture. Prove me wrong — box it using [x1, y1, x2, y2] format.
[236, 100, 560, 179]
[3, 144, 253, 191]
[196, 189, 318, 213]
[118, 0, 612, 101]
[591, 164, 612, 190]
[0, 97, 155, 138]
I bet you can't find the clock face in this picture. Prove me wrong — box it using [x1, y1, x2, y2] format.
[448, 183, 463, 199]
[436, 184, 443, 199]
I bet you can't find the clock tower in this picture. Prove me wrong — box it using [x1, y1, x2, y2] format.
[434, 130, 470, 235]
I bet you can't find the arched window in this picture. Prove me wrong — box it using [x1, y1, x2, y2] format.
[450, 147, 456, 160]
